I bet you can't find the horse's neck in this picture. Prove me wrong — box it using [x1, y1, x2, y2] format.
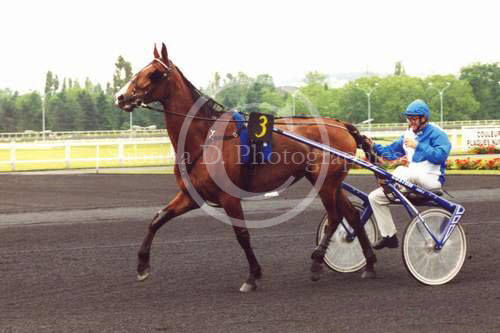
[162, 95, 210, 157]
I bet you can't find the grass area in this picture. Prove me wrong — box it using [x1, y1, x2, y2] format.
[97, 166, 175, 174]
[442, 169, 500, 175]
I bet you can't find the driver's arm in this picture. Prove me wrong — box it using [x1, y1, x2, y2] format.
[372, 135, 406, 161]
[415, 133, 451, 164]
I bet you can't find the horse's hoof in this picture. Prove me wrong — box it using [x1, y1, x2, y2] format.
[361, 269, 376, 279]
[310, 262, 324, 282]
[311, 269, 323, 282]
[239, 282, 257, 293]
[311, 249, 326, 262]
[137, 268, 151, 282]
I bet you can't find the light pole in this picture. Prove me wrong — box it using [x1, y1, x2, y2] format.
[356, 83, 378, 133]
[41, 94, 46, 141]
[428, 82, 451, 128]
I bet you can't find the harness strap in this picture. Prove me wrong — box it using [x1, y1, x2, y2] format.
[138, 103, 348, 130]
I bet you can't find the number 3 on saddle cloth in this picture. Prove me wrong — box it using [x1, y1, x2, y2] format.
[231, 112, 273, 165]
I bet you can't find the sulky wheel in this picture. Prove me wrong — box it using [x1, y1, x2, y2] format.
[402, 208, 467, 285]
[316, 202, 379, 273]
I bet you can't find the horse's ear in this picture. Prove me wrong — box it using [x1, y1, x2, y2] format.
[161, 43, 169, 63]
[153, 44, 160, 59]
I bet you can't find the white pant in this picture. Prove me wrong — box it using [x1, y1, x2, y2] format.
[368, 166, 442, 237]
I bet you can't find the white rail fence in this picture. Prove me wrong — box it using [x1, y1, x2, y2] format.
[2, 119, 500, 143]
[356, 119, 500, 130]
[1, 126, 498, 172]
[0, 138, 175, 172]
[0, 129, 167, 142]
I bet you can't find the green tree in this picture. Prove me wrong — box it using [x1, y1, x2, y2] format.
[370, 76, 426, 123]
[424, 75, 480, 121]
[47, 94, 68, 131]
[45, 71, 54, 96]
[95, 88, 115, 130]
[246, 74, 277, 114]
[459, 62, 500, 119]
[337, 77, 382, 123]
[0, 90, 17, 132]
[44, 71, 60, 96]
[112, 56, 133, 94]
[214, 72, 253, 109]
[204, 72, 221, 97]
[298, 82, 339, 118]
[56, 87, 81, 131]
[76, 90, 98, 130]
[15, 92, 42, 131]
[394, 61, 406, 76]
[304, 71, 328, 85]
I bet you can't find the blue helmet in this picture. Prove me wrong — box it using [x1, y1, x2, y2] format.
[403, 99, 430, 120]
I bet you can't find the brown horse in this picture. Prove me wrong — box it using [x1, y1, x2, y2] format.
[115, 43, 377, 292]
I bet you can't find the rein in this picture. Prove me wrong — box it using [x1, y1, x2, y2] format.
[138, 103, 349, 131]
[128, 57, 348, 132]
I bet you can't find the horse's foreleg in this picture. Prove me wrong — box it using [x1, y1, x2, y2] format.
[338, 190, 377, 279]
[137, 191, 198, 282]
[220, 195, 261, 293]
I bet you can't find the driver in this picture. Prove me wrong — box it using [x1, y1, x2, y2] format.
[367, 99, 451, 250]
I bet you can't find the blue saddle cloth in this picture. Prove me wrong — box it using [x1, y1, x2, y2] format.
[231, 112, 272, 165]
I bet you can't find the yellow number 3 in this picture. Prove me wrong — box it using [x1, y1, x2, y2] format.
[255, 115, 268, 138]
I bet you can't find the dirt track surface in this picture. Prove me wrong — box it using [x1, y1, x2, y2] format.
[0, 174, 499, 332]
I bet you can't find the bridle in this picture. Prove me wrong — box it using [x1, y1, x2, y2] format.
[122, 58, 172, 109]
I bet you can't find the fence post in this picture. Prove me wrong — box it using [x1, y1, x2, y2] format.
[118, 142, 124, 166]
[451, 129, 458, 151]
[65, 141, 71, 169]
[96, 143, 100, 174]
[10, 141, 16, 171]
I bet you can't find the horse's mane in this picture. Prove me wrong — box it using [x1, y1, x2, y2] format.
[175, 66, 227, 118]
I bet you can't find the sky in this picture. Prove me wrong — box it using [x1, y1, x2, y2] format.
[1, 0, 499, 93]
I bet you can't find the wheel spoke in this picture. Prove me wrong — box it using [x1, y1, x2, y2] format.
[319, 204, 376, 273]
[403, 209, 466, 285]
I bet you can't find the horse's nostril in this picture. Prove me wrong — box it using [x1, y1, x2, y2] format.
[117, 94, 124, 101]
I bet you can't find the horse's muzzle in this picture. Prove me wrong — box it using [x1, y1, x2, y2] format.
[116, 94, 141, 112]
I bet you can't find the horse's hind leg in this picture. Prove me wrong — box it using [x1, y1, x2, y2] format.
[337, 189, 377, 279]
[137, 191, 198, 282]
[220, 194, 262, 293]
[310, 183, 342, 282]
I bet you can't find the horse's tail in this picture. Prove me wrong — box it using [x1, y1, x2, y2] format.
[343, 122, 379, 165]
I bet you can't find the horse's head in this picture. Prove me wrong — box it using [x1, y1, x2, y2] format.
[115, 43, 171, 112]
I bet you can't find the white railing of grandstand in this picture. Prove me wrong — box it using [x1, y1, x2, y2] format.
[0, 129, 167, 142]
[356, 119, 500, 130]
[2, 119, 500, 142]
[0, 137, 175, 172]
[361, 128, 462, 149]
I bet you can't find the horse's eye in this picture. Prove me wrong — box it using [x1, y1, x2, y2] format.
[148, 71, 163, 83]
